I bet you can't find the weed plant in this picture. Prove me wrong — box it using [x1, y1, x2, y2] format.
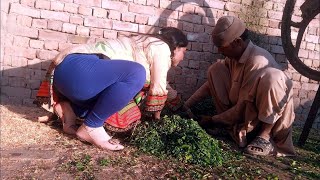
[130, 114, 227, 167]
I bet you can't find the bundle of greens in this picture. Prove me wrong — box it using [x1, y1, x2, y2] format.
[130, 115, 226, 167]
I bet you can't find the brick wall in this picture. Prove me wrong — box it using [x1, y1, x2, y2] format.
[1, 0, 319, 128]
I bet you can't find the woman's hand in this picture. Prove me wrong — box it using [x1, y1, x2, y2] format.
[153, 111, 161, 120]
[144, 111, 161, 121]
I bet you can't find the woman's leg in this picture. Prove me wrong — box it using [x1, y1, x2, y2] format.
[54, 54, 146, 150]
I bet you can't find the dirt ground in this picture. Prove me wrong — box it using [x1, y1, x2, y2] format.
[1, 104, 319, 179]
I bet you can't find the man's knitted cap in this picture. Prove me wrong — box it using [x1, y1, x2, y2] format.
[212, 16, 246, 47]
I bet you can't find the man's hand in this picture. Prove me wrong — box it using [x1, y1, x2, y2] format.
[198, 115, 212, 127]
[182, 105, 197, 120]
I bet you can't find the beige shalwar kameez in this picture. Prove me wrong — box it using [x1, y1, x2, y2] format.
[186, 41, 295, 156]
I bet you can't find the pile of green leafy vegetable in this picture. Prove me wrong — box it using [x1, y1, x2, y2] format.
[130, 115, 226, 167]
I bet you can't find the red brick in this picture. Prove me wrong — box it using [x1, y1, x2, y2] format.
[68, 35, 89, 44]
[28, 68, 44, 81]
[242, 0, 252, 5]
[188, 60, 200, 69]
[39, 30, 68, 41]
[186, 77, 197, 86]
[11, 56, 28, 67]
[48, 20, 63, 31]
[270, 45, 284, 54]
[225, 2, 241, 12]
[134, 0, 147, 5]
[160, 0, 170, 9]
[179, 12, 202, 24]
[158, 18, 168, 27]
[51, 1, 64, 11]
[0, 75, 9, 86]
[156, 9, 178, 19]
[182, 4, 195, 13]
[102, 1, 129, 13]
[2, 55, 12, 66]
[1, 34, 14, 46]
[122, 13, 135, 23]
[298, 49, 309, 58]
[148, 16, 159, 26]
[70, 15, 84, 25]
[27, 79, 41, 89]
[1, 12, 7, 29]
[76, 26, 90, 36]
[302, 83, 319, 91]
[305, 35, 319, 44]
[138, 25, 157, 34]
[195, 6, 207, 16]
[7, 24, 39, 38]
[300, 76, 309, 83]
[78, 5, 92, 16]
[27, 58, 42, 69]
[37, 49, 59, 60]
[108, 10, 121, 20]
[16, 15, 32, 27]
[202, 17, 215, 25]
[135, 14, 148, 24]
[35, 0, 50, 10]
[93, 7, 107, 18]
[13, 36, 30, 47]
[268, 20, 280, 28]
[44, 40, 59, 50]
[307, 27, 318, 36]
[41, 10, 69, 22]
[113, 21, 138, 32]
[259, 18, 269, 26]
[58, 42, 73, 51]
[206, 0, 225, 9]
[10, 3, 40, 18]
[64, 3, 79, 13]
[41, 60, 52, 70]
[266, 28, 280, 36]
[20, 0, 35, 7]
[306, 43, 315, 51]
[309, 51, 320, 59]
[267, 10, 282, 20]
[84, 17, 112, 29]
[304, 59, 312, 67]
[0, 1, 10, 14]
[183, 22, 194, 32]
[1, 86, 31, 98]
[147, 0, 160, 7]
[170, 1, 183, 11]
[129, 4, 155, 15]
[74, 0, 102, 7]
[90, 28, 104, 36]
[103, 30, 117, 39]
[62, 23, 77, 34]
[32, 19, 48, 29]
[312, 60, 319, 69]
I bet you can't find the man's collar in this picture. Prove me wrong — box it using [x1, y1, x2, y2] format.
[238, 40, 253, 63]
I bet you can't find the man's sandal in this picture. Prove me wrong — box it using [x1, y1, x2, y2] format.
[245, 136, 273, 156]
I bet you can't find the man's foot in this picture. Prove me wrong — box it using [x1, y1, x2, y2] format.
[76, 124, 124, 151]
[245, 136, 273, 156]
[54, 102, 77, 135]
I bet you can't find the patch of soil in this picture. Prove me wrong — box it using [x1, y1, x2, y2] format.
[1, 104, 319, 179]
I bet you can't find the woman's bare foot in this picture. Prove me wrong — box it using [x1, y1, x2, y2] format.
[54, 102, 78, 135]
[76, 124, 124, 151]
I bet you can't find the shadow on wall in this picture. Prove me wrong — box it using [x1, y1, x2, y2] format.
[0, 0, 316, 128]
